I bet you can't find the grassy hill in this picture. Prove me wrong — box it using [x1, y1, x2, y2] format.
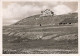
[3, 12, 78, 54]
[13, 12, 78, 26]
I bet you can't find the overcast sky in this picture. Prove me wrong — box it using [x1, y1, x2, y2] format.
[3, 1, 78, 26]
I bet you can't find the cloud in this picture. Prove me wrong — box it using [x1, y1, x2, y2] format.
[3, 3, 74, 25]
[3, 3, 41, 19]
[74, 9, 78, 12]
[53, 4, 72, 15]
[3, 3, 42, 25]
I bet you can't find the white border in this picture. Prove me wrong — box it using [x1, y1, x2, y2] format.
[2, 0, 78, 1]
[0, 0, 80, 56]
[0, 0, 2, 56]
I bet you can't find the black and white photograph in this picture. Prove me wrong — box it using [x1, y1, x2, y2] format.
[2, 0, 78, 54]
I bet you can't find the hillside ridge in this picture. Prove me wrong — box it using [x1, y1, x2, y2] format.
[13, 12, 78, 26]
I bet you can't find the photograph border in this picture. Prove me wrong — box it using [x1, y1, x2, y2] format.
[0, 0, 80, 56]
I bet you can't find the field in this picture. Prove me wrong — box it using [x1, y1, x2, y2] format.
[3, 24, 78, 54]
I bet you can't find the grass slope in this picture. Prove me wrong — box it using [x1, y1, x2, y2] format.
[13, 13, 78, 25]
[3, 12, 78, 54]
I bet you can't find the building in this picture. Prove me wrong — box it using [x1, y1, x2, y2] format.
[40, 9, 54, 16]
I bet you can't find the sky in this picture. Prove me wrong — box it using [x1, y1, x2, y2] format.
[3, 1, 78, 26]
